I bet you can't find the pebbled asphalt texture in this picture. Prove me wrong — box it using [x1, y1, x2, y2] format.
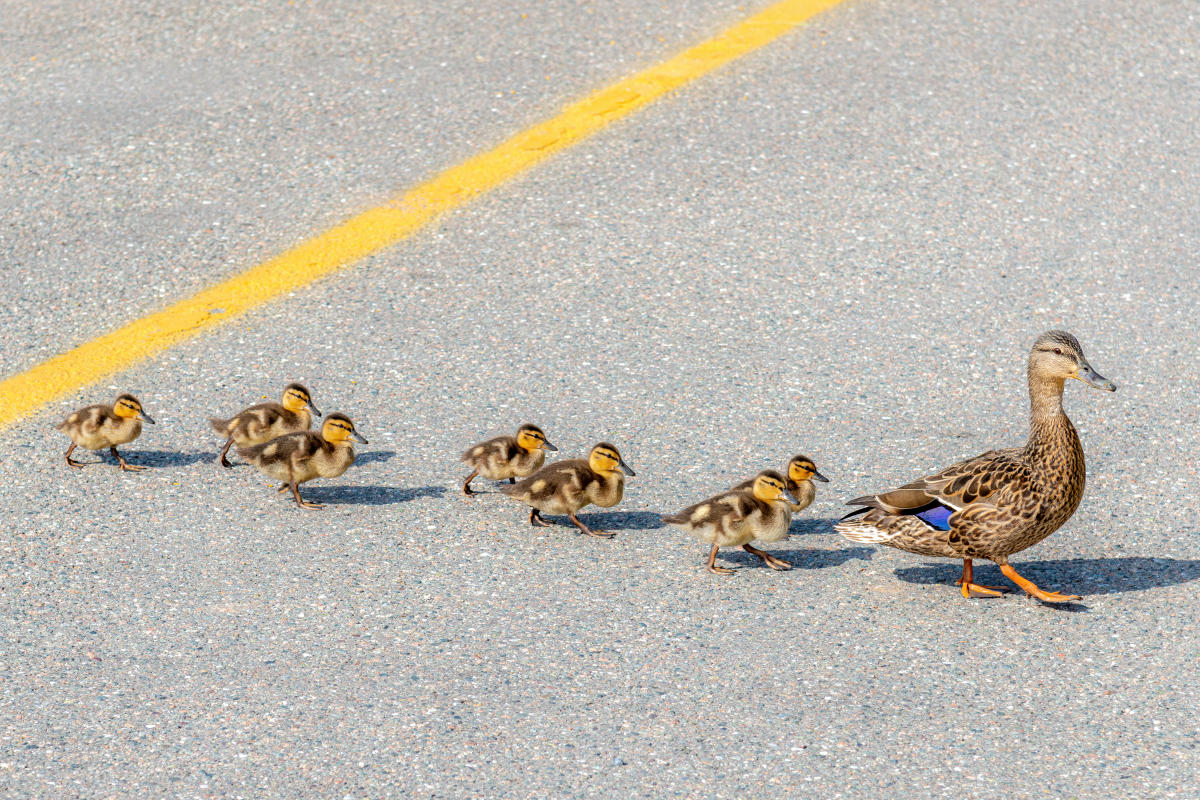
[1, 0, 1198, 798]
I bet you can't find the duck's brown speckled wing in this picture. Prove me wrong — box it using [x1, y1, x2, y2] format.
[839, 448, 1036, 558]
[850, 447, 1029, 514]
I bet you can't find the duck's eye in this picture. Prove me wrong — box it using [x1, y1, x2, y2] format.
[1053, 348, 1062, 355]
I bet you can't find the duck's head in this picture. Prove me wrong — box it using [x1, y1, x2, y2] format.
[516, 423, 558, 452]
[1029, 330, 1116, 392]
[787, 455, 828, 484]
[282, 383, 322, 417]
[113, 394, 155, 424]
[322, 413, 368, 445]
[588, 442, 635, 476]
[751, 469, 790, 503]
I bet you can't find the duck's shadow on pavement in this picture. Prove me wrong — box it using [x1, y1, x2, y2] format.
[895, 557, 1200, 608]
[303, 485, 446, 506]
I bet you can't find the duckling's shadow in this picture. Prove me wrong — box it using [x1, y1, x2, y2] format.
[302, 485, 446, 506]
[581, 511, 666, 532]
[894, 557, 1200, 607]
[90, 450, 213, 468]
[355, 450, 397, 466]
[788, 517, 834, 536]
[717, 545, 874, 571]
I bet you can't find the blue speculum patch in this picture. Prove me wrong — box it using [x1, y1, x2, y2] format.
[915, 504, 953, 531]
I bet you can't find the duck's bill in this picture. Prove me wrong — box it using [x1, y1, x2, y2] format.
[618, 457, 636, 477]
[811, 470, 830, 483]
[351, 431, 368, 444]
[542, 440, 559, 452]
[139, 412, 156, 424]
[786, 490, 802, 504]
[309, 403, 323, 417]
[1075, 363, 1117, 392]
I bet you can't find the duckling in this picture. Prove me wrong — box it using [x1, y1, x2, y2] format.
[732, 454, 829, 512]
[665, 470, 796, 574]
[501, 442, 635, 538]
[237, 412, 367, 509]
[56, 393, 155, 471]
[461, 423, 558, 495]
[209, 383, 321, 468]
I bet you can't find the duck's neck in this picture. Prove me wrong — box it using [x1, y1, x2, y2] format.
[1025, 373, 1082, 470]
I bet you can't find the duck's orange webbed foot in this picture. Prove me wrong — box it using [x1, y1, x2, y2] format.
[957, 559, 1004, 599]
[999, 563, 1081, 603]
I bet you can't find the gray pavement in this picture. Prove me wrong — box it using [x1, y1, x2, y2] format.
[2, 0, 1199, 798]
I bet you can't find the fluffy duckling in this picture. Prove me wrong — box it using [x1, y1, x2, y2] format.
[664, 470, 796, 574]
[209, 383, 321, 468]
[461, 423, 558, 495]
[56, 393, 155, 471]
[732, 454, 829, 512]
[501, 442, 635, 538]
[237, 412, 366, 510]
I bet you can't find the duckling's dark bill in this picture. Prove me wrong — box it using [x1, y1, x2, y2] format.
[618, 457, 636, 476]
[812, 470, 829, 482]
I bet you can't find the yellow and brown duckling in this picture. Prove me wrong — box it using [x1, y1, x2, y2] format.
[836, 330, 1116, 603]
[501, 442, 635, 538]
[55, 393, 155, 471]
[732, 454, 828, 512]
[460, 423, 558, 495]
[665, 470, 797, 574]
[237, 412, 366, 510]
[209, 383, 321, 468]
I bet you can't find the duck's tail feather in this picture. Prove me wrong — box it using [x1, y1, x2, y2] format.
[834, 518, 900, 545]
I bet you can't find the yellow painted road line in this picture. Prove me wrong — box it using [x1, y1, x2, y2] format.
[0, 0, 846, 432]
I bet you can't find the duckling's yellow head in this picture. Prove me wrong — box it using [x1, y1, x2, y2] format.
[113, 394, 155, 424]
[588, 442, 635, 476]
[1029, 330, 1116, 392]
[282, 383, 322, 416]
[516, 424, 558, 452]
[322, 413, 368, 445]
[751, 470, 789, 503]
[787, 455, 829, 484]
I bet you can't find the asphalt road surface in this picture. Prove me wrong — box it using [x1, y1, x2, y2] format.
[2, 0, 1198, 797]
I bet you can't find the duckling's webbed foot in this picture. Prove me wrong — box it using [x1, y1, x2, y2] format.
[956, 558, 1004, 599]
[111, 447, 146, 471]
[529, 509, 552, 527]
[277, 483, 290, 493]
[287, 482, 324, 510]
[705, 545, 734, 575]
[998, 563, 1080, 603]
[567, 511, 614, 539]
[742, 543, 791, 571]
[218, 439, 234, 468]
[462, 471, 478, 496]
[64, 444, 85, 469]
